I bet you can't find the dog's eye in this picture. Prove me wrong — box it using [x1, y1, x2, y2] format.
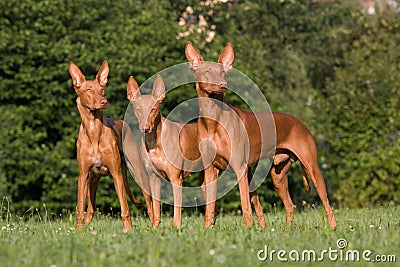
[87, 88, 91, 92]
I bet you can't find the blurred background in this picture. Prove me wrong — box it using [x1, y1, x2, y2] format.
[0, 0, 399, 216]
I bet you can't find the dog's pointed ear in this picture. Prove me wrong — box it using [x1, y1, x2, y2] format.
[96, 60, 109, 87]
[152, 75, 166, 102]
[218, 43, 234, 73]
[69, 61, 86, 90]
[127, 76, 141, 102]
[185, 41, 204, 71]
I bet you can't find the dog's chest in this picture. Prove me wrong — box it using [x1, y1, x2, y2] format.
[145, 149, 168, 175]
[89, 155, 110, 176]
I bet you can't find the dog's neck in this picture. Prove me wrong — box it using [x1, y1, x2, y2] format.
[77, 97, 104, 153]
[143, 112, 163, 151]
[196, 82, 225, 132]
[195, 82, 224, 101]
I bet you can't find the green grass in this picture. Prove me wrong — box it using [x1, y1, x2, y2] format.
[1, 205, 399, 267]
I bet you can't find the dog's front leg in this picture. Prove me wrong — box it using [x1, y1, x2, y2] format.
[169, 170, 183, 228]
[234, 165, 253, 227]
[248, 167, 266, 227]
[203, 165, 219, 228]
[85, 172, 100, 224]
[75, 171, 89, 228]
[111, 170, 132, 231]
[149, 172, 161, 229]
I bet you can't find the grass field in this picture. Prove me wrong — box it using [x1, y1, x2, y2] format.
[0, 204, 399, 267]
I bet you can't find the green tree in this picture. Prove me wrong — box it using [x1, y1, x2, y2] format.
[0, 0, 183, 213]
[1, 0, 398, 215]
[315, 10, 400, 207]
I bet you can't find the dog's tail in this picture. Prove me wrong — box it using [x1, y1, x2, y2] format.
[120, 122, 143, 205]
[121, 159, 143, 205]
[126, 183, 143, 205]
[301, 165, 311, 194]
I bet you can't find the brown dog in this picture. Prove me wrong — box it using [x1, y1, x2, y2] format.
[69, 61, 153, 231]
[185, 42, 336, 230]
[127, 75, 203, 228]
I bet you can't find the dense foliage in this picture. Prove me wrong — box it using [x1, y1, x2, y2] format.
[0, 0, 398, 214]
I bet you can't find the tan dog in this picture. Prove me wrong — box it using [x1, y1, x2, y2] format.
[127, 75, 203, 228]
[69, 61, 153, 231]
[185, 42, 336, 230]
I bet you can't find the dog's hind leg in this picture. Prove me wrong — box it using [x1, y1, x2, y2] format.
[270, 160, 295, 228]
